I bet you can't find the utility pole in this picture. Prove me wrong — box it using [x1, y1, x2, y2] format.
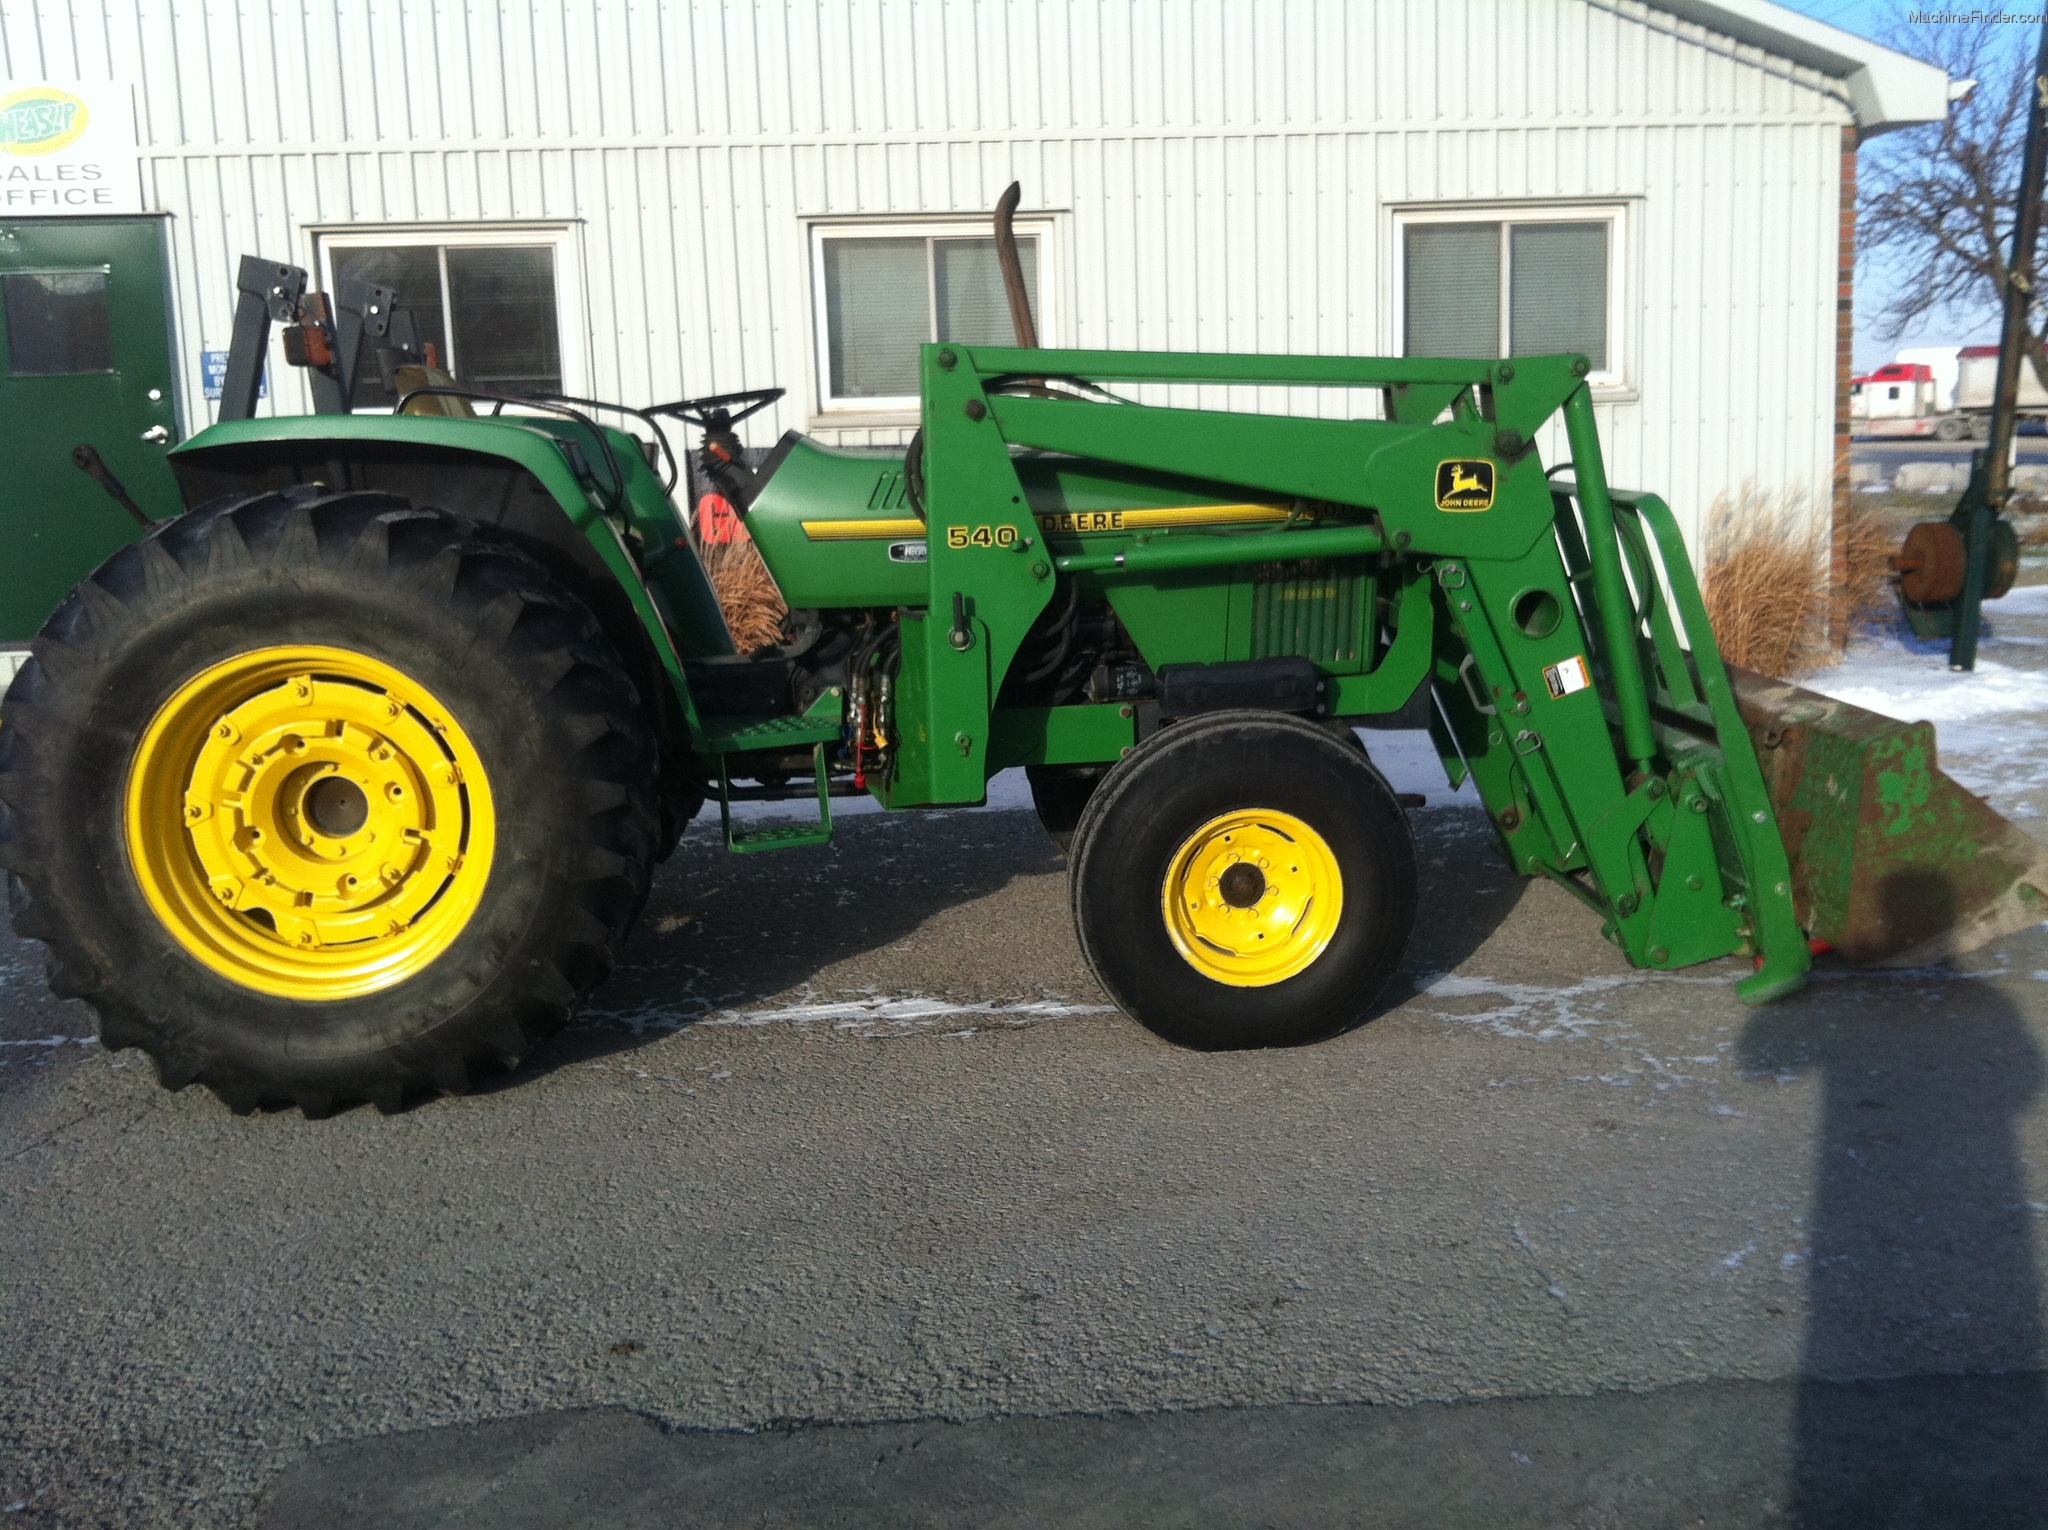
[1951, 17, 2048, 671]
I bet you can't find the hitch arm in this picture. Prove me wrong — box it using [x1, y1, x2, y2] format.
[69, 444, 153, 529]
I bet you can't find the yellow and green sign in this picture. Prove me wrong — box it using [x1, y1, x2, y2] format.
[0, 82, 139, 213]
[0, 88, 90, 156]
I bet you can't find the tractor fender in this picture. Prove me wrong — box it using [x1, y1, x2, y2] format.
[168, 415, 730, 758]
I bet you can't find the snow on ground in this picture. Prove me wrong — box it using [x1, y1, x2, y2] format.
[701, 583, 2048, 833]
[584, 993, 1116, 1040]
[1796, 581, 2048, 821]
[701, 765, 1032, 826]
[700, 727, 1478, 826]
[1361, 726, 1484, 807]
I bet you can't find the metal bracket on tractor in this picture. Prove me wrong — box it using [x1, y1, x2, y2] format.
[215, 254, 431, 423]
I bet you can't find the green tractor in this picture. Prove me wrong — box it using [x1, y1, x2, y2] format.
[5, 202, 2043, 1116]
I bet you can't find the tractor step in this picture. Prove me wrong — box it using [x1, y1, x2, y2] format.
[725, 818, 835, 853]
[704, 687, 844, 853]
[700, 684, 845, 757]
[701, 706, 842, 756]
[717, 740, 834, 854]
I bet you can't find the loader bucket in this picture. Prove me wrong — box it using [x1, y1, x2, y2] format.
[1729, 667, 2048, 966]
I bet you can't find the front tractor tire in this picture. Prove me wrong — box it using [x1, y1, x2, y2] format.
[0, 488, 658, 1115]
[1070, 712, 1417, 1050]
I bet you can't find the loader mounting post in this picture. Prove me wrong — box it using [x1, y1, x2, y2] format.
[1563, 387, 1657, 773]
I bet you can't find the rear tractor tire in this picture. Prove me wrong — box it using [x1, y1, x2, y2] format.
[0, 487, 659, 1115]
[1069, 711, 1417, 1050]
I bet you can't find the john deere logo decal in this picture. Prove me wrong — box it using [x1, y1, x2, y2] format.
[0, 88, 89, 156]
[1435, 459, 1495, 512]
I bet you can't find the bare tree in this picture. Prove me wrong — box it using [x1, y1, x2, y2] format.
[1859, 18, 2044, 382]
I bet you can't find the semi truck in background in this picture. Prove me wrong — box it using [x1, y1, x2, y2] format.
[1850, 359, 1943, 437]
[1851, 345, 2048, 441]
[1953, 344, 2048, 438]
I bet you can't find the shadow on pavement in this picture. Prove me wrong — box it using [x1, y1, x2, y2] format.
[1377, 805, 1529, 1005]
[257, 1371, 2048, 1530]
[1742, 960, 2048, 1529]
[491, 810, 1070, 1084]
[502, 804, 1524, 1083]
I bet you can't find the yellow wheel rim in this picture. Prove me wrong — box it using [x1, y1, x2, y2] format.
[1161, 810, 1343, 987]
[125, 645, 495, 1000]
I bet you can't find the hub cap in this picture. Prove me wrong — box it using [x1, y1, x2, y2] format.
[125, 645, 496, 999]
[1160, 810, 1343, 987]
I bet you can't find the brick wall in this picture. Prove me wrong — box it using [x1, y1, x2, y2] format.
[1832, 124, 1860, 649]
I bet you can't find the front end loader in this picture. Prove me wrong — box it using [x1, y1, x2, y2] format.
[4, 240, 2043, 1116]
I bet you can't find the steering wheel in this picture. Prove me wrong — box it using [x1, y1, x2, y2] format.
[647, 388, 784, 428]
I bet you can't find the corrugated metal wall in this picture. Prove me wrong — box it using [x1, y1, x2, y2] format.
[3, 0, 1851, 550]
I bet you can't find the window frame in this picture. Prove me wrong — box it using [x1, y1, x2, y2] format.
[808, 216, 1060, 421]
[308, 223, 586, 410]
[1391, 201, 1633, 395]
[2, 265, 114, 375]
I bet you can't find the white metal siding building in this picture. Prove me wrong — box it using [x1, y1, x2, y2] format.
[3, 0, 1947, 555]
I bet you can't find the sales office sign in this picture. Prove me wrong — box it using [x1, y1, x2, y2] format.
[0, 82, 143, 215]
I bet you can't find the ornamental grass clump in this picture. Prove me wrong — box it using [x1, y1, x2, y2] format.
[1837, 496, 1904, 629]
[1702, 486, 1832, 677]
[697, 528, 789, 654]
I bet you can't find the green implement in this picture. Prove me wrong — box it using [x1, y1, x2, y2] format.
[1732, 668, 2048, 966]
[4, 201, 2042, 1116]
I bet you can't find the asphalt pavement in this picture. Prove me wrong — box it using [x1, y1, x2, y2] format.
[8, 794, 2048, 1527]
[1853, 436, 2048, 467]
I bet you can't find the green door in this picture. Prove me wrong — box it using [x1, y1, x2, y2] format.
[0, 215, 181, 644]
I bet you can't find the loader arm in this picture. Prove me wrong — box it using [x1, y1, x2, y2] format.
[910, 343, 1813, 1000]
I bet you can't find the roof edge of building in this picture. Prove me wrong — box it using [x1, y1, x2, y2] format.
[1648, 0, 1952, 133]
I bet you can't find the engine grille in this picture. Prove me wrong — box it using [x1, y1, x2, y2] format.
[1249, 559, 1368, 666]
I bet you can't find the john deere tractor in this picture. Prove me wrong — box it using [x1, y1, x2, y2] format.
[5, 198, 2043, 1116]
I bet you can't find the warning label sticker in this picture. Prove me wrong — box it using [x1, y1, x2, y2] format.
[1544, 654, 1592, 700]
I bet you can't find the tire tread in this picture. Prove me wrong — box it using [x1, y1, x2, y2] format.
[0, 487, 658, 1116]
[1069, 711, 1417, 1050]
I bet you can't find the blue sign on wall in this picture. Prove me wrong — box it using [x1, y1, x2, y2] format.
[201, 349, 264, 402]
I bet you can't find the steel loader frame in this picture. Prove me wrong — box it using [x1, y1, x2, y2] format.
[901, 344, 1809, 1003]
